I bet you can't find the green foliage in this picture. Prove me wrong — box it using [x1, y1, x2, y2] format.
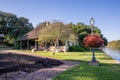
[38, 21, 75, 54]
[72, 22, 108, 46]
[68, 46, 87, 52]
[4, 34, 15, 46]
[0, 11, 33, 45]
[38, 25, 52, 43]
[107, 40, 120, 49]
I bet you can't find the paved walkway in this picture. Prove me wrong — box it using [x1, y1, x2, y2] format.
[0, 50, 80, 80]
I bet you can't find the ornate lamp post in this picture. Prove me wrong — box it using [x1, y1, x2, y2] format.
[90, 17, 95, 34]
[89, 17, 97, 63]
[83, 17, 104, 66]
[83, 18, 104, 66]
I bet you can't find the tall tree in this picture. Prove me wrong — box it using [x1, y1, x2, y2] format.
[107, 40, 120, 49]
[38, 23, 52, 52]
[0, 11, 17, 34]
[38, 21, 74, 55]
[50, 21, 73, 54]
[73, 22, 107, 46]
[0, 11, 33, 45]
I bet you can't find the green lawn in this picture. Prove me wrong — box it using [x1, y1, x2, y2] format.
[11, 50, 120, 80]
[0, 45, 13, 50]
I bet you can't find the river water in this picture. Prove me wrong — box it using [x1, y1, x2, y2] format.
[102, 47, 120, 61]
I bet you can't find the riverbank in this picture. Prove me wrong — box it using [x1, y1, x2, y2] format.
[102, 48, 120, 64]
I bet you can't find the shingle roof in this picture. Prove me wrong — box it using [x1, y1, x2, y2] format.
[18, 26, 42, 41]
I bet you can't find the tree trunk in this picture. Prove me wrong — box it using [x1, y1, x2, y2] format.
[56, 40, 60, 53]
[52, 43, 57, 55]
[44, 42, 47, 52]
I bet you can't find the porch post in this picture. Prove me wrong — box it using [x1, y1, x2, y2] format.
[20, 41, 22, 49]
[27, 40, 29, 50]
[35, 41, 38, 50]
[65, 41, 68, 52]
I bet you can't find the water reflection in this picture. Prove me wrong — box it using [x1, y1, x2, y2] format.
[102, 47, 120, 61]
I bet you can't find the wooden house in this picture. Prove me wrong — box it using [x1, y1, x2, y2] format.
[16, 25, 78, 52]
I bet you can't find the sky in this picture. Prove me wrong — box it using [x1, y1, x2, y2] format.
[0, 0, 120, 42]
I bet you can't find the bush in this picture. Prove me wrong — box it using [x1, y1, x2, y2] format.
[68, 46, 87, 52]
[4, 41, 14, 46]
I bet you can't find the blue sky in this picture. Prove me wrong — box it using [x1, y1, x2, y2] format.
[0, 0, 120, 41]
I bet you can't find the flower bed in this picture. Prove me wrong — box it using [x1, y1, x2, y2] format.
[0, 52, 63, 75]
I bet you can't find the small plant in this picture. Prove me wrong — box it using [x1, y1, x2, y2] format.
[68, 46, 87, 52]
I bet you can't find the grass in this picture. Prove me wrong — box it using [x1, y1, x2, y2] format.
[0, 45, 13, 50]
[8, 50, 120, 80]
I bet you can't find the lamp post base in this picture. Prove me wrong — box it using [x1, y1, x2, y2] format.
[89, 61, 99, 66]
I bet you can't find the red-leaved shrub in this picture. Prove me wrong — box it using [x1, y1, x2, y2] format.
[83, 34, 104, 48]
